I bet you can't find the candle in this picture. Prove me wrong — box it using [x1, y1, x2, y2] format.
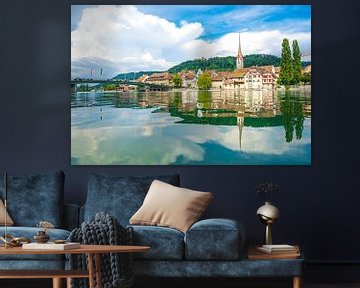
[4, 171, 7, 203]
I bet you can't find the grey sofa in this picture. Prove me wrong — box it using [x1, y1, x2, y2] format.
[80, 173, 304, 282]
[0, 171, 79, 270]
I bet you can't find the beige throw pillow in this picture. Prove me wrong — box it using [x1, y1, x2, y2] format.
[0, 199, 14, 226]
[130, 180, 213, 233]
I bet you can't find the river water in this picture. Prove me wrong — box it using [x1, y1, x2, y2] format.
[71, 88, 311, 165]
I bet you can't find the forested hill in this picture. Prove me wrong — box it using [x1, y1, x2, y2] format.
[168, 54, 310, 74]
[168, 54, 280, 73]
[112, 54, 311, 79]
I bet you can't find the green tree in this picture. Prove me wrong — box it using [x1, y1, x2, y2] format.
[278, 38, 293, 85]
[172, 74, 182, 88]
[301, 73, 311, 84]
[292, 40, 302, 84]
[197, 73, 212, 90]
[103, 84, 118, 91]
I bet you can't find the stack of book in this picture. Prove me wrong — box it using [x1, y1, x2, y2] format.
[257, 244, 299, 254]
[248, 244, 300, 260]
[22, 242, 80, 250]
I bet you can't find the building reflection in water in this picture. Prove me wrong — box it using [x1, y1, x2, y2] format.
[71, 88, 311, 149]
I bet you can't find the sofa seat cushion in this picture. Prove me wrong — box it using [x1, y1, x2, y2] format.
[84, 174, 180, 226]
[184, 218, 245, 260]
[130, 225, 184, 260]
[0, 227, 70, 261]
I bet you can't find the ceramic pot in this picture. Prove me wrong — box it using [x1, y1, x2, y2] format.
[33, 231, 50, 243]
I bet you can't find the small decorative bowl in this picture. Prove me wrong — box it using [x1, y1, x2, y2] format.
[33, 231, 50, 243]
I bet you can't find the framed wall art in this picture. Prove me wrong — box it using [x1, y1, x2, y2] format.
[71, 5, 311, 165]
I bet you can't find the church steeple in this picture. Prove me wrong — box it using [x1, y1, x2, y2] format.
[236, 32, 244, 69]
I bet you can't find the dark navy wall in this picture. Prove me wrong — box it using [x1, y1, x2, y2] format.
[0, 0, 359, 263]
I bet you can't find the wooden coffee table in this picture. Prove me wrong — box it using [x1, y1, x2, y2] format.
[0, 244, 150, 288]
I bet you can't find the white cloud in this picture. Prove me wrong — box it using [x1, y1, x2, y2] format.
[212, 31, 311, 57]
[71, 5, 311, 78]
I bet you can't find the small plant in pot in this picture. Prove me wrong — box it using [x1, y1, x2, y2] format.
[34, 221, 55, 243]
[254, 181, 279, 202]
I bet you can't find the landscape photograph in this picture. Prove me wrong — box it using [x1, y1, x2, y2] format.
[71, 5, 311, 165]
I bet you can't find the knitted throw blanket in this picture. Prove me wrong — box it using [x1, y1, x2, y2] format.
[68, 212, 135, 288]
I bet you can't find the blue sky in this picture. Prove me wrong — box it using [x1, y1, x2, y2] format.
[71, 5, 311, 77]
[137, 5, 311, 40]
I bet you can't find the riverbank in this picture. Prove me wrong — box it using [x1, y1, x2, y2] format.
[277, 84, 311, 92]
[74, 84, 311, 94]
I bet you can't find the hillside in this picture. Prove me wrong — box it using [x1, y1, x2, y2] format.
[112, 54, 311, 79]
[168, 56, 236, 74]
[168, 54, 282, 73]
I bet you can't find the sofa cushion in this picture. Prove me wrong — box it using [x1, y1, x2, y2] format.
[0, 199, 14, 226]
[184, 218, 245, 260]
[84, 174, 180, 225]
[0, 171, 64, 227]
[0, 227, 70, 261]
[130, 225, 184, 260]
[130, 180, 213, 233]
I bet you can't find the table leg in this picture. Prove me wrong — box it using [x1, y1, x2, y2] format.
[95, 253, 102, 288]
[293, 276, 302, 288]
[66, 277, 72, 288]
[52, 278, 62, 288]
[88, 253, 95, 288]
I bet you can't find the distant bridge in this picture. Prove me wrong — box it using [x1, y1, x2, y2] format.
[70, 78, 169, 91]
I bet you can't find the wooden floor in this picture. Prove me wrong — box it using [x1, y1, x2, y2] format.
[0, 280, 360, 288]
[306, 285, 360, 288]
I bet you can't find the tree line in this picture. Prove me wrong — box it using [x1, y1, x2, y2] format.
[172, 73, 212, 90]
[168, 54, 283, 74]
[278, 39, 311, 85]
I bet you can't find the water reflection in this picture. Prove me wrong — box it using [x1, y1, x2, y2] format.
[71, 88, 311, 165]
[279, 89, 310, 142]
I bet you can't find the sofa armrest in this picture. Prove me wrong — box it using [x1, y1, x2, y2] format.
[79, 205, 85, 224]
[184, 218, 246, 260]
[63, 204, 80, 231]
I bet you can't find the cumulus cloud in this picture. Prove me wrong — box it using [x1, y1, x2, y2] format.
[71, 5, 311, 78]
[71, 5, 203, 78]
[212, 30, 311, 57]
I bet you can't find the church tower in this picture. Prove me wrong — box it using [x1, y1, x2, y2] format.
[236, 33, 244, 69]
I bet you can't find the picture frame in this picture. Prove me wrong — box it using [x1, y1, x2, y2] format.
[71, 4, 311, 165]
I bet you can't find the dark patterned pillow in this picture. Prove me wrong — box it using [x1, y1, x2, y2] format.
[0, 171, 64, 227]
[84, 173, 180, 225]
